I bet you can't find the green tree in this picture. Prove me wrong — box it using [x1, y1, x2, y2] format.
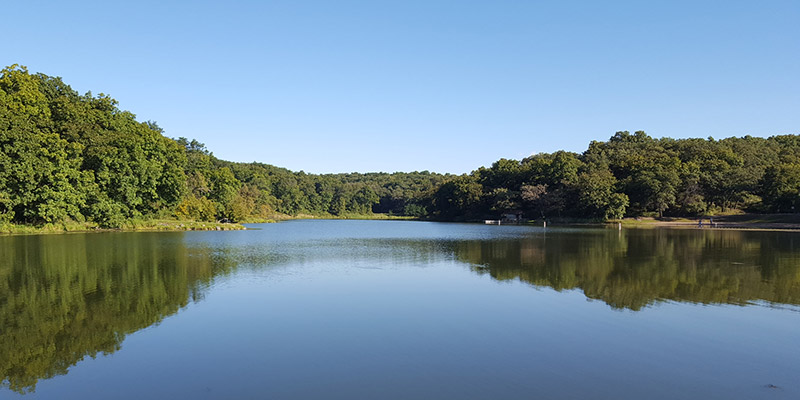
[0, 65, 88, 223]
[431, 175, 484, 220]
[761, 163, 800, 212]
[574, 165, 628, 220]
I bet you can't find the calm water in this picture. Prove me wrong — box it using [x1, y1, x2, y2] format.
[1, 220, 799, 399]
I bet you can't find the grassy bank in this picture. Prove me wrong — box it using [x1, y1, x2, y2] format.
[481, 214, 800, 231]
[0, 213, 416, 235]
[608, 214, 800, 231]
[7, 213, 799, 235]
[0, 219, 246, 235]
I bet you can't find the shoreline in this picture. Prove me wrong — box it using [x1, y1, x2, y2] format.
[6, 213, 800, 236]
[0, 220, 246, 236]
[487, 214, 800, 232]
[0, 213, 411, 236]
[612, 215, 800, 232]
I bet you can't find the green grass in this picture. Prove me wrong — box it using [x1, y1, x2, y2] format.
[0, 212, 417, 235]
[0, 219, 245, 235]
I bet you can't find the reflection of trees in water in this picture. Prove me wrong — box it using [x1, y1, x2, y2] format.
[0, 233, 240, 394]
[452, 229, 800, 310]
[0, 232, 438, 395]
[3, 229, 799, 394]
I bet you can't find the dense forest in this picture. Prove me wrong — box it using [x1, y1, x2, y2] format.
[439, 131, 800, 221]
[2, 64, 799, 227]
[0, 65, 445, 227]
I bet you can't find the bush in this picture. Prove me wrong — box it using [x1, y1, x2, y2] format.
[175, 196, 217, 222]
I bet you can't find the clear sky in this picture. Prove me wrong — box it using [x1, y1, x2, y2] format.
[5, 0, 799, 174]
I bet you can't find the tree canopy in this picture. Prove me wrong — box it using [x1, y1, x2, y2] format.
[2, 65, 799, 225]
[0, 65, 446, 226]
[428, 131, 800, 221]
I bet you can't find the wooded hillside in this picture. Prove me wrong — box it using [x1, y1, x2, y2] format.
[2, 65, 798, 226]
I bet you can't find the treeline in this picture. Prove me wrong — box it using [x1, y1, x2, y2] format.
[2, 64, 800, 226]
[0, 65, 445, 227]
[176, 140, 446, 222]
[428, 131, 800, 220]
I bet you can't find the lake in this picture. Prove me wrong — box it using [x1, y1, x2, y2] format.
[1, 220, 798, 399]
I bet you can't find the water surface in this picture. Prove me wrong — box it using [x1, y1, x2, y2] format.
[1, 220, 798, 399]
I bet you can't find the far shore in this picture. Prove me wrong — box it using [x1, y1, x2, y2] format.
[5, 213, 800, 236]
[268, 212, 800, 231]
[484, 213, 800, 232]
[611, 214, 800, 231]
[0, 213, 415, 236]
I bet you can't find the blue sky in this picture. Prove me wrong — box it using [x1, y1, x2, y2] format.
[5, 0, 799, 174]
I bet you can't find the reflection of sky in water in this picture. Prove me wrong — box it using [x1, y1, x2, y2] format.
[186, 220, 562, 269]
